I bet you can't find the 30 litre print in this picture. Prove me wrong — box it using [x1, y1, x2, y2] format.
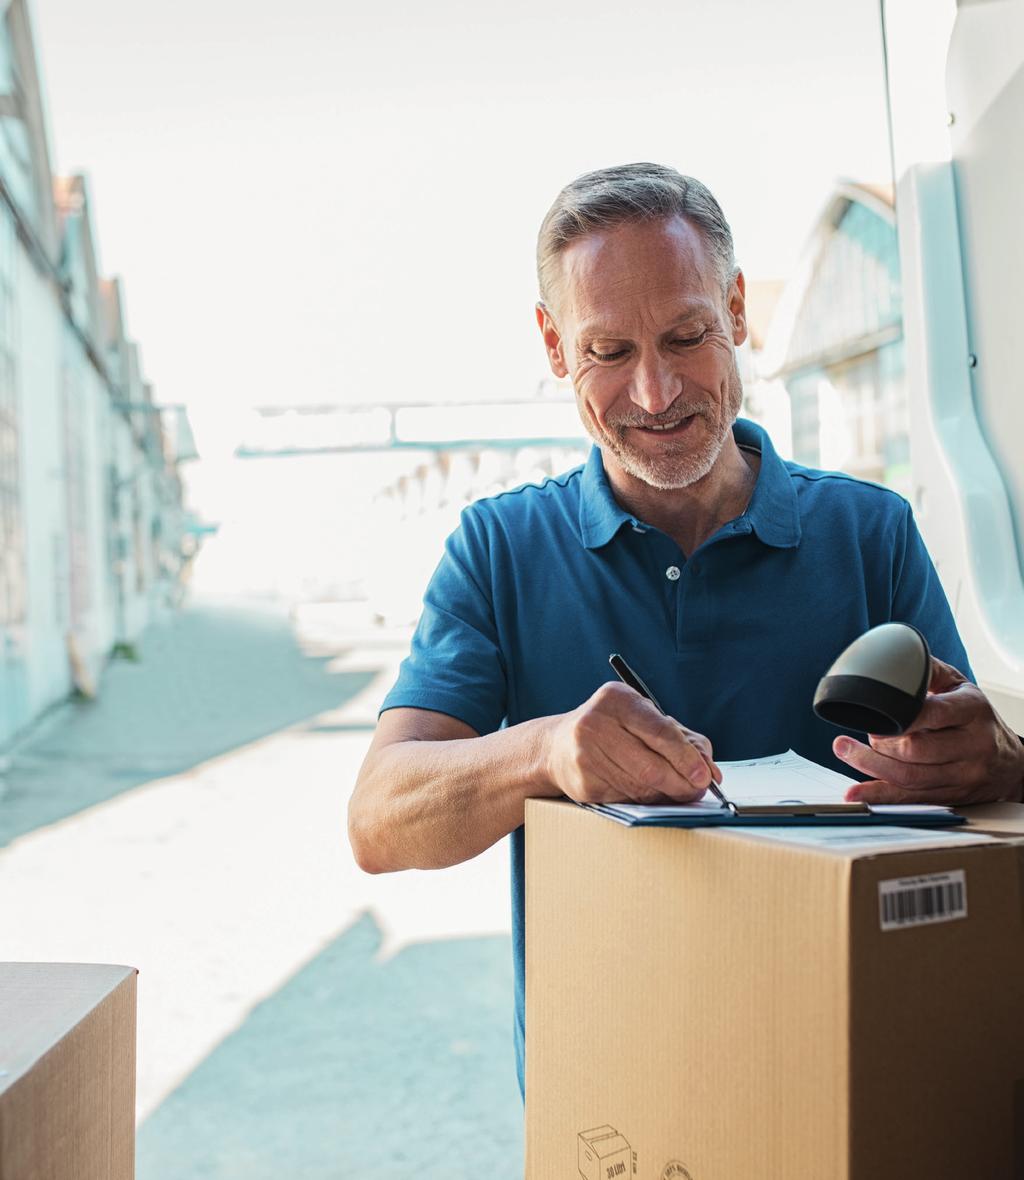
[878, 870, 967, 931]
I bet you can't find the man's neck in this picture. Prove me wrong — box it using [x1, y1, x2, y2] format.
[603, 437, 760, 557]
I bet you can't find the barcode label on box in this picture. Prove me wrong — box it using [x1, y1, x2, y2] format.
[878, 870, 967, 930]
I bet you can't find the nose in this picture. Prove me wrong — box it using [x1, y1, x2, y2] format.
[629, 352, 680, 417]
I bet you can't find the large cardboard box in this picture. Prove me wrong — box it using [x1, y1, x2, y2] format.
[0, 963, 137, 1180]
[525, 800, 1024, 1180]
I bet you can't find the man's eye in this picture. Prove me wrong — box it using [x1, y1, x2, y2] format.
[673, 332, 707, 347]
[588, 348, 628, 362]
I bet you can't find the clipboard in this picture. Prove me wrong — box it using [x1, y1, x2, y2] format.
[580, 741, 966, 829]
[583, 801, 966, 829]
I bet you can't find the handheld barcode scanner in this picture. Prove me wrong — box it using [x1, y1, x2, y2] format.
[813, 622, 932, 736]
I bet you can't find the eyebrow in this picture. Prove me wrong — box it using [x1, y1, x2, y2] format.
[576, 303, 713, 340]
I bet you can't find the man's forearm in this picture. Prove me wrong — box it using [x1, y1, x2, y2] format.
[348, 716, 562, 874]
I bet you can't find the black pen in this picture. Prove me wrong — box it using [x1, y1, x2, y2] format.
[608, 652, 730, 809]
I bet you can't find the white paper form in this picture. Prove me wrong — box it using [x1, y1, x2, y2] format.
[716, 749, 856, 803]
[602, 749, 955, 820]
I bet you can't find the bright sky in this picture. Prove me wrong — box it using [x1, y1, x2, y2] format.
[32, 0, 893, 473]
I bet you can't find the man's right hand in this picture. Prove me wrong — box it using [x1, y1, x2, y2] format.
[545, 681, 722, 805]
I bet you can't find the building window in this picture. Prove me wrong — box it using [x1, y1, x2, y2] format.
[786, 199, 902, 373]
[0, 11, 37, 223]
[779, 195, 908, 492]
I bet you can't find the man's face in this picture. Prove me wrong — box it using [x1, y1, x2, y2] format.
[537, 214, 747, 491]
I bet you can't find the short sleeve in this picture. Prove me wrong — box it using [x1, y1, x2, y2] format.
[891, 500, 975, 682]
[379, 507, 507, 736]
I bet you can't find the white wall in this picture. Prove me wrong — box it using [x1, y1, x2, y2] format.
[18, 240, 70, 720]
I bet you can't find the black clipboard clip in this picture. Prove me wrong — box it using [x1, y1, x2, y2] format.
[725, 800, 872, 817]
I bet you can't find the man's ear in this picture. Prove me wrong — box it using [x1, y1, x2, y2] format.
[727, 270, 748, 348]
[536, 302, 569, 379]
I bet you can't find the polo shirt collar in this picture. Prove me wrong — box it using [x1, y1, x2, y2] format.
[579, 445, 633, 549]
[734, 417, 802, 549]
[578, 417, 802, 551]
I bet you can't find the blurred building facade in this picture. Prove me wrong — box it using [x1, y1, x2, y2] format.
[757, 182, 907, 494]
[0, 0, 196, 748]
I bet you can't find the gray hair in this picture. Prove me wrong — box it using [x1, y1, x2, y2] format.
[537, 162, 739, 309]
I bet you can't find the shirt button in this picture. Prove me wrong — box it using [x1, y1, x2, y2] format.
[665, 565, 681, 581]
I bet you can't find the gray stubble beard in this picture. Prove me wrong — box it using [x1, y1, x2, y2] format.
[578, 359, 744, 491]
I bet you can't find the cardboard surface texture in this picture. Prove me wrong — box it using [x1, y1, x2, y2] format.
[525, 799, 1024, 1180]
[0, 963, 137, 1180]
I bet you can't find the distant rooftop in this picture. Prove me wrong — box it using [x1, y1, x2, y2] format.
[847, 180, 895, 208]
[743, 279, 785, 352]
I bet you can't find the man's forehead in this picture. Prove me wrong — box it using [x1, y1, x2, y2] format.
[557, 214, 720, 324]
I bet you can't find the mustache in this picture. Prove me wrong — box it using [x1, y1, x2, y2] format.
[607, 402, 711, 429]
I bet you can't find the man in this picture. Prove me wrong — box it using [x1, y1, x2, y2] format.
[348, 162, 1024, 1097]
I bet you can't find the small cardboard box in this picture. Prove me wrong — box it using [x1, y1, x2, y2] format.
[525, 800, 1024, 1180]
[0, 963, 137, 1180]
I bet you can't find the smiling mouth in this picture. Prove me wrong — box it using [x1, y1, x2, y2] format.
[631, 415, 697, 437]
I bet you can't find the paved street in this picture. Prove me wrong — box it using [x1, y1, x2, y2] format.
[0, 596, 523, 1178]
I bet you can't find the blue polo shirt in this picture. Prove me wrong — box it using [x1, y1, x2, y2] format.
[379, 417, 973, 1097]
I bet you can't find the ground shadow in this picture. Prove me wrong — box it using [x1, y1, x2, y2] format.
[137, 914, 523, 1179]
[0, 599, 377, 848]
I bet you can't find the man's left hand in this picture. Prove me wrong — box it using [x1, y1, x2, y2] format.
[833, 656, 1024, 806]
